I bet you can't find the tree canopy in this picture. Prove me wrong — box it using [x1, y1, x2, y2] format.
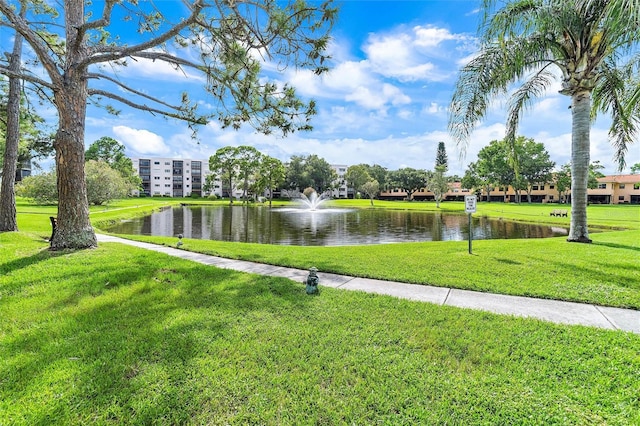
[0, 0, 337, 248]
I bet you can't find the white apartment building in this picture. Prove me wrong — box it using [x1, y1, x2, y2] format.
[131, 157, 353, 199]
[331, 164, 351, 199]
[131, 157, 217, 197]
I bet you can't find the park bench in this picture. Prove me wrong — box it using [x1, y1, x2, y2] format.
[49, 216, 57, 243]
[549, 209, 568, 217]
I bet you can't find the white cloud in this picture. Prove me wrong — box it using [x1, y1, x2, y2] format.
[113, 126, 170, 155]
[413, 26, 461, 47]
[363, 25, 473, 82]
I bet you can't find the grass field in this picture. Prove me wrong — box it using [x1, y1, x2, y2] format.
[2, 198, 639, 424]
[78, 198, 640, 309]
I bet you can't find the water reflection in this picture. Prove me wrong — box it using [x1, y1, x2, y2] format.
[108, 205, 569, 246]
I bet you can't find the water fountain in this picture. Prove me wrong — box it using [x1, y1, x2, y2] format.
[297, 190, 329, 211]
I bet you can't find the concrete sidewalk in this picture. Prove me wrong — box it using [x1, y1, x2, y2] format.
[97, 234, 640, 335]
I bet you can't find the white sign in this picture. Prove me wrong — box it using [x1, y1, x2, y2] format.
[465, 195, 477, 213]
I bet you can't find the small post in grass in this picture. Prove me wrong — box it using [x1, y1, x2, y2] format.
[465, 195, 477, 254]
[305, 267, 319, 295]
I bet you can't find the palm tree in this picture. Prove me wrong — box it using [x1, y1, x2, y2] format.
[449, 0, 639, 243]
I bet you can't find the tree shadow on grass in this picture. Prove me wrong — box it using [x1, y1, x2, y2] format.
[0, 247, 67, 276]
[592, 241, 640, 253]
[1, 245, 314, 424]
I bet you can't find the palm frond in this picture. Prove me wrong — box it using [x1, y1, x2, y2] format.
[506, 68, 556, 145]
[592, 60, 639, 170]
[449, 35, 558, 151]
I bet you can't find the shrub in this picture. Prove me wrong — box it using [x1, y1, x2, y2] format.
[15, 171, 58, 204]
[85, 160, 130, 205]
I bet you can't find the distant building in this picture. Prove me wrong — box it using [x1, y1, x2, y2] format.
[331, 164, 351, 199]
[131, 157, 215, 197]
[16, 158, 31, 182]
[379, 174, 640, 204]
[590, 174, 640, 204]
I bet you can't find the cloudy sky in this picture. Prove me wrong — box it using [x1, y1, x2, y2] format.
[5, 0, 639, 176]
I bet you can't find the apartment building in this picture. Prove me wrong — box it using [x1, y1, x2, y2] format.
[132, 158, 214, 197]
[379, 174, 640, 204]
[590, 175, 640, 204]
[331, 164, 351, 199]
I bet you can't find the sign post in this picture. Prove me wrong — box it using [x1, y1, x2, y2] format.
[465, 195, 477, 254]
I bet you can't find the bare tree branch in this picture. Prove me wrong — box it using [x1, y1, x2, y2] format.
[88, 88, 207, 124]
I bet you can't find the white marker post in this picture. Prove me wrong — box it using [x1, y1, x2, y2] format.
[465, 195, 477, 254]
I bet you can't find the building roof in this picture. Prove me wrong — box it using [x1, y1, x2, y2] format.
[598, 174, 640, 184]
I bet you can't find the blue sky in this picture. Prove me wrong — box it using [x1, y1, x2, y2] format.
[5, 0, 639, 176]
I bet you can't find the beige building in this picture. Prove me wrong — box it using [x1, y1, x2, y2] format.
[379, 174, 640, 204]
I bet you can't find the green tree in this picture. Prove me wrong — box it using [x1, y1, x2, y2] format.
[476, 140, 514, 202]
[389, 168, 428, 201]
[284, 155, 336, 193]
[428, 142, 450, 207]
[345, 164, 372, 197]
[461, 162, 485, 199]
[85, 137, 140, 190]
[449, 0, 639, 242]
[435, 141, 448, 171]
[305, 155, 337, 193]
[514, 137, 555, 203]
[85, 160, 130, 205]
[0, 0, 336, 249]
[630, 163, 640, 174]
[235, 146, 262, 204]
[363, 164, 389, 190]
[360, 180, 380, 206]
[284, 155, 311, 191]
[426, 166, 450, 208]
[256, 156, 286, 207]
[555, 164, 572, 204]
[554, 161, 604, 203]
[15, 170, 58, 204]
[209, 147, 241, 205]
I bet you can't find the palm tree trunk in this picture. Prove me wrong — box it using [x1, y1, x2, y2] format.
[568, 91, 592, 243]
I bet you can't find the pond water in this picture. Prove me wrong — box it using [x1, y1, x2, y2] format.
[105, 205, 569, 246]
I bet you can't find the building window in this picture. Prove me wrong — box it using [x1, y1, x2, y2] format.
[619, 196, 625, 201]
[549, 195, 554, 200]
[165, 162, 170, 165]
[154, 176, 160, 180]
[532, 185, 539, 190]
[154, 161, 160, 165]
[619, 184, 625, 189]
[540, 185, 545, 190]
[549, 185, 555, 189]
[598, 183, 607, 189]
[165, 169, 171, 173]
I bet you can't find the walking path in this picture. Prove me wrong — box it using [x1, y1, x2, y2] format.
[97, 234, 640, 335]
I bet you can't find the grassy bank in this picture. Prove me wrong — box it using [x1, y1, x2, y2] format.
[71, 198, 639, 309]
[1, 232, 639, 425]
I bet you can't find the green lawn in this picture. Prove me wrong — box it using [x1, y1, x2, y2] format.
[1, 232, 639, 425]
[79, 198, 640, 309]
[3, 198, 639, 424]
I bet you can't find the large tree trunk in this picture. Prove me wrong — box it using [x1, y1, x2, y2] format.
[49, 72, 96, 249]
[568, 91, 591, 243]
[49, 0, 96, 250]
[0, 22, 23, 232]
